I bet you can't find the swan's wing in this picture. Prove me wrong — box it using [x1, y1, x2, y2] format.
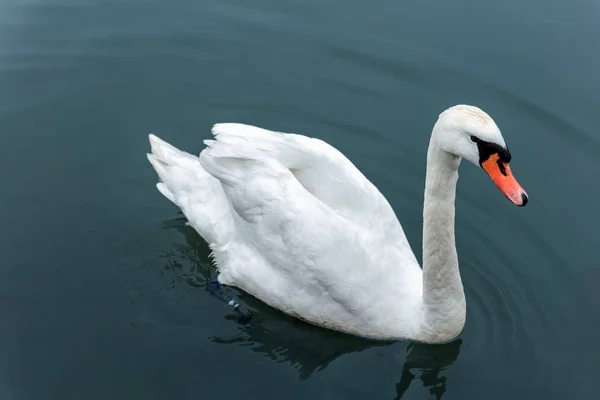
[148, 127, 423, 337]
[199, 141, 421, 328]
[207, 123, 415, 251]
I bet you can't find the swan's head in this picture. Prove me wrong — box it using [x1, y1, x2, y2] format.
[434, 105, 528, 206]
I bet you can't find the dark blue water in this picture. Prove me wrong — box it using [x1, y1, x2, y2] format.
[1, 0, 599, 399]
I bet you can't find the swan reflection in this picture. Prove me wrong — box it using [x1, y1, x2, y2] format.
[161, 217, 462, 397]
[395, 339, 462, 399]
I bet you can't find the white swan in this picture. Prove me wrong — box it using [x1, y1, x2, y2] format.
[147, 104, 528, 343]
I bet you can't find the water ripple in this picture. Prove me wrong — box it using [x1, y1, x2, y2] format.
[324, 38, 598, 162]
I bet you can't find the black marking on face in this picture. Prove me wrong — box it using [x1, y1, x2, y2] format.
[474, 138, 511, 165]
[496, 159, 507, 176]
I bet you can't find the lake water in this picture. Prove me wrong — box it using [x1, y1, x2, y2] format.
[1, 0, 599, 399]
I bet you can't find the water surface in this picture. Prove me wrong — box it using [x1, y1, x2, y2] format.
[1, 0, 599, 399]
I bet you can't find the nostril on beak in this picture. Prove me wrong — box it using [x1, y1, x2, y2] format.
[519, 192, 528, 207]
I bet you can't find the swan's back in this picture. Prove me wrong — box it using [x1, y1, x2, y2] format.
[147, 124, 423, 340]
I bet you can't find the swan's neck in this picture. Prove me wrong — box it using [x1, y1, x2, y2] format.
[420, 135, 466, 341]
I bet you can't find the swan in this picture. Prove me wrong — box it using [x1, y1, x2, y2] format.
[146, 104, 528, 344]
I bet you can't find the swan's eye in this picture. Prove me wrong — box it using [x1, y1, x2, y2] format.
[470, 135, 479, 143]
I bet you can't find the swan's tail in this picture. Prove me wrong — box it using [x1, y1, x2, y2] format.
[146, 134, 235, 246]
[147, 134, 190, 207]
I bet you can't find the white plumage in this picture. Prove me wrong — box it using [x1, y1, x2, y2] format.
[147, 105, 526, 343]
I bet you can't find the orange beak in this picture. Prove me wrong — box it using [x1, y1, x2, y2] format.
[481, 154, 528, 206]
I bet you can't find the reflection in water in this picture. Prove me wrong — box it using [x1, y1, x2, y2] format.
[395, 340, 462, 400]
[161, 217, 462, 396]
[212, 308, 378, 380]
[159, 215, 213, 287]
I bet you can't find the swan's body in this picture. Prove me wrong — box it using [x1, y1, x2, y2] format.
[147, 105, 527, 343]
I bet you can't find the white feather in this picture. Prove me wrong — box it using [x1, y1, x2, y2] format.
[146, 105, 518, 342]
